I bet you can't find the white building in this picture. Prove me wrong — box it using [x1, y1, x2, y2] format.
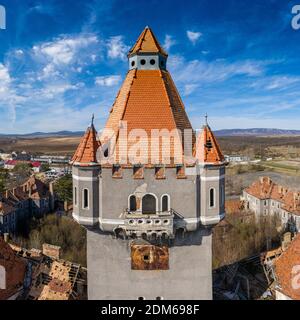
[242, 176, 300, 232]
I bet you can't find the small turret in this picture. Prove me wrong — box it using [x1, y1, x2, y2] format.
[195, 116, 226, 226]
[127, 26, 168, 71]
[71, 116, 102, 227]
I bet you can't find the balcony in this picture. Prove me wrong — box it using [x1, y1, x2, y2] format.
[120, 209, 174, 239]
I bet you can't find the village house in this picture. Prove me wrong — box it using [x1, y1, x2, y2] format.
[0, 235, 87, 300]
[242, 177, 300, 232]
[4, 160, 41, 173]
[0, 176, 54, 235]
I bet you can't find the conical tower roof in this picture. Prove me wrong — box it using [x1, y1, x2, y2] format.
[128, 26, 168, 57]
[195, 124, 224, 164]
[71, 119, 101, 166]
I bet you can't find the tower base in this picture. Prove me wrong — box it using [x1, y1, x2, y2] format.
[87, 228, 213, 300]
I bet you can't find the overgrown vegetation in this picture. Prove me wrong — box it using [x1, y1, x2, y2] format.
[212, 213, 283, 270]
[54, 174, 73, 202]
[40, 163, 50, 172]
[227, 164, 265, 175]
[12, 163, 33, 184]
[0, 168, 8, 192]
[13, 214, 87, 266]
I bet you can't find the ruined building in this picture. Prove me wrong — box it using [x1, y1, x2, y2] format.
[71, 27, 226, 300]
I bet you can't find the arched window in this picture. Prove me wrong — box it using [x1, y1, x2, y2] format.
[83, 189, 89, 209]
[0, 265, 6, 290]
[142, 194, 157, 214]
[161, 195, 170, 212]
[129, 195, 137, 212]
[209, 188, 215, 208]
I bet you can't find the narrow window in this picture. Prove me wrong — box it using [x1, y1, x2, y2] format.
[83, 189, 89, 209]
[129, 195, 137, 212]
[220, 185, 224, 206]
[209, 188, 215, 208]
[162, 195, 169, 212]
[74, 187, 77, 206]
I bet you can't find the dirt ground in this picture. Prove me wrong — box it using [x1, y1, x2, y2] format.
[226, 170, 300, 197]
[0, 137, 81, 156]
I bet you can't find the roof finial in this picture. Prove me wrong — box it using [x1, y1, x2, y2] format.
[91, 113, 95, 126]
[205, 113, 208, 126]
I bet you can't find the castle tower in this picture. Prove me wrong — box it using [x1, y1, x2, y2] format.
[72, 27, 226, 300]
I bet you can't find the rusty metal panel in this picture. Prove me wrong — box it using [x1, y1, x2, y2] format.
[131, 244, 169, 270]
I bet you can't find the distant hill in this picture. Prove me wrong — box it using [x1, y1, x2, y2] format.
[0, 131, 84, 138]
[215, 128, 300, 136]
[1, 128, 300, 138]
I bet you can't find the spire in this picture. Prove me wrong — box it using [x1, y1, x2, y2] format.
[205, 113, 208, 126]
[195, 124, 224, 165]
[128, 26, 168, 57]
[71, 122, 101, 166]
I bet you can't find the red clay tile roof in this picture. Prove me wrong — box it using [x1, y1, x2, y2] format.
[71, 124, 101, 166]
[0, 237, 27, 300]
[22, 176, 49, 200]
[128, 26, 168, 57]
[102, 69, 194, 164]
[225, 199, 244, 214]
[194, 125, 225, 164]
[275, 234, 300, 300]
[245, 177, 300, 215]
[0, 201, 15, 216]
[245, 176, 274, 200]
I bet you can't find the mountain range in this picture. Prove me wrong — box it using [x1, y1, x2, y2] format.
[1, 128, 300, 138]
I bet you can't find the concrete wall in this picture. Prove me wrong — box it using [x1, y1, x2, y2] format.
[73, 164, 226, 232]
[199, 165, 225, 226]
[100, 167, 197, 232]
[87, 228, 213, 300]
[73, 165, 101, 226]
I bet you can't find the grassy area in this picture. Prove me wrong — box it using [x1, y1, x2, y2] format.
[261, 161, 300, 175]
[13, 214, 87, 266]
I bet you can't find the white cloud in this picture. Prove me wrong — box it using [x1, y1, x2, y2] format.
[184, 84, 198, 96]
[187, 31, 202, 45]
[0, 63, 11, 89]
[39, 82, 83, 99]
[107, 36, 129, 60]
[95, 75, 121, 87]
[33, 34, 99, 65]
[265, 76, 300, 90]
[163, 35, 176, 51]
[170, 57, 265, 87]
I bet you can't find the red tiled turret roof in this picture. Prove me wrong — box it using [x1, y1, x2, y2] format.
[71, 122, 101, 166]
[102, 69, 193, 164]
[128, 26, 168, 57]
[194, 125, 225, 164]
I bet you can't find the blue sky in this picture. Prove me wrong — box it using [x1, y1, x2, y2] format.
[0, 0, 300, 133]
